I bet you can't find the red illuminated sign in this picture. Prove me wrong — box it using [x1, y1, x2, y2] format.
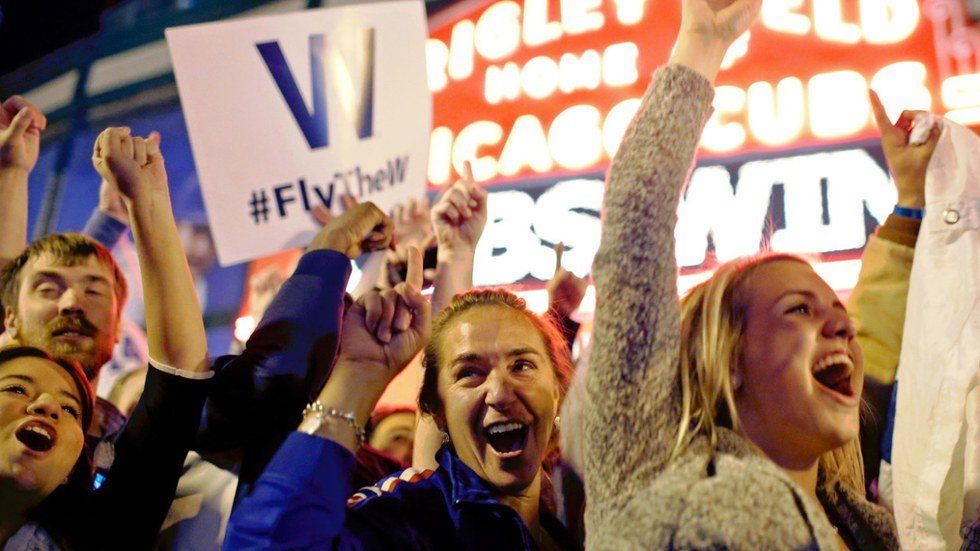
[425, 0, 980, 186]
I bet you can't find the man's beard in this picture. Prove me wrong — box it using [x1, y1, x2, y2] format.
[15, 315, 113, 380]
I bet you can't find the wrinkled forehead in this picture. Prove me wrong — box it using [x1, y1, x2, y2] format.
[440, 306, 550, 364]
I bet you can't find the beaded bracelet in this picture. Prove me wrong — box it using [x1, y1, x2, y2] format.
[302, 400, 366, 447]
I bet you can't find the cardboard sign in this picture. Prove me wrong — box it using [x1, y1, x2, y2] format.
[167, 1, 431, 265]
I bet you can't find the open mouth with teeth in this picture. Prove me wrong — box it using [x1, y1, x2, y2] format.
[484, 422, 529, 458]
[16, 423, 56, 453]
[812, 354, 855, 399]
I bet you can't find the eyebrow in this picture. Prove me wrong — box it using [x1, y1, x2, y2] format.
[449, 348, 543, 366]
[506, 347, 542, 358]
[33, 270, 110, 286]
[0, 373, 82, 406]
[450, 353, 482, 367]
[776, 290, 846, 311]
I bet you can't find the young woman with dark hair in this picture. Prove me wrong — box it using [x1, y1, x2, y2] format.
[0, 346, 93, 548]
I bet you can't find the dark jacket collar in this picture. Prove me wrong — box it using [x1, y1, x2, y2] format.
[436, 445, 499, 507]
[432, 446, 583, 550]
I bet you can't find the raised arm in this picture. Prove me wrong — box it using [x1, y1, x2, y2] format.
[225, 247, 430, 549]
[848, 94, 937, 384]
[430, 161, 487, 314]
[199, 202, 394, 486]
[81, 178, 131, 250]
[65, 128, 214, 548]
[583, 0, 759, 533]
[94, 127, 208, 373]
[546, 243, 588, 357]
[0, 96, 45, 269]
[412, 161, 487, 469]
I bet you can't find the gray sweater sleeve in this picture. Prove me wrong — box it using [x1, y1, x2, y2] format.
[584, 64, 715, 531]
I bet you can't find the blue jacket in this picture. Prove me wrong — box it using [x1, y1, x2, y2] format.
[197, 249, 351, 489]
[224, 433, 580, 550]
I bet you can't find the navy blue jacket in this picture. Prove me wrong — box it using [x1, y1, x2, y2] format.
[196, 250, 351, 489]
[224, 433, 580, 550]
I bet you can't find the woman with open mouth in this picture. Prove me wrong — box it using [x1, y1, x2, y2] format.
[226, 246, 580, 550]
[0, 127, 213, 550]
[0, 346, 94, 550]
[582, 0, 935, 549]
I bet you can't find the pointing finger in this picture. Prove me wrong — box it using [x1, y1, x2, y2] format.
[406, 245, 423, 290]
[868, 90, 893, 131]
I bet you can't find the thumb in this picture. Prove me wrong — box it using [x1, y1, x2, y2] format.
[406, 245, 423, 290]
[147, 131, 162, 157]
[3, 108, 32, 141]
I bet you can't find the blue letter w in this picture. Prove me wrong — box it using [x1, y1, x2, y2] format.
[257, 31, 375, 150]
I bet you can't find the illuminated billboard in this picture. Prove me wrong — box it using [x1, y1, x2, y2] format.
[238, 0, 979, 337]
[425, 0, 980, 292]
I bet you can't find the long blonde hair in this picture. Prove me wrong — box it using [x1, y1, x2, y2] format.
[672, 253, 865, 492]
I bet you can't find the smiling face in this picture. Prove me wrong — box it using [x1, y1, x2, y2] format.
[735, 260, 864, 467]
[435, 306, 561, 495]
[0, 356, 85, 501]
[5, 254, 120, 379]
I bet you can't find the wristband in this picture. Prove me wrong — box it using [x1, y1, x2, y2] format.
[893, 205, 924, 220]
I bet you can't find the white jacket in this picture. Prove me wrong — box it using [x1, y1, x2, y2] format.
[891, 119, 980, 550]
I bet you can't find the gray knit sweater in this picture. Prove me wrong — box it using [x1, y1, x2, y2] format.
[584, 64, 900, 550]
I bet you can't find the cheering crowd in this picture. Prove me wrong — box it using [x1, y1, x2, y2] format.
[0, 0, 977, 549]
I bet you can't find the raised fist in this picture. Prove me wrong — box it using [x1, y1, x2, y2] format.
[307, 201, 393, 259]
[310, 194, 359, 227]
[680, 0, 762, 47]
[431, 161, 488, 254]
[92, 128, 168, 208]
[0, 96, 46, 174]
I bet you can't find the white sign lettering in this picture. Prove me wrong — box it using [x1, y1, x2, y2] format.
[473, 148, 897, 287]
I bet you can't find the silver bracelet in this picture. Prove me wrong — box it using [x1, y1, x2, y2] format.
[302, 400, 366, 447]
